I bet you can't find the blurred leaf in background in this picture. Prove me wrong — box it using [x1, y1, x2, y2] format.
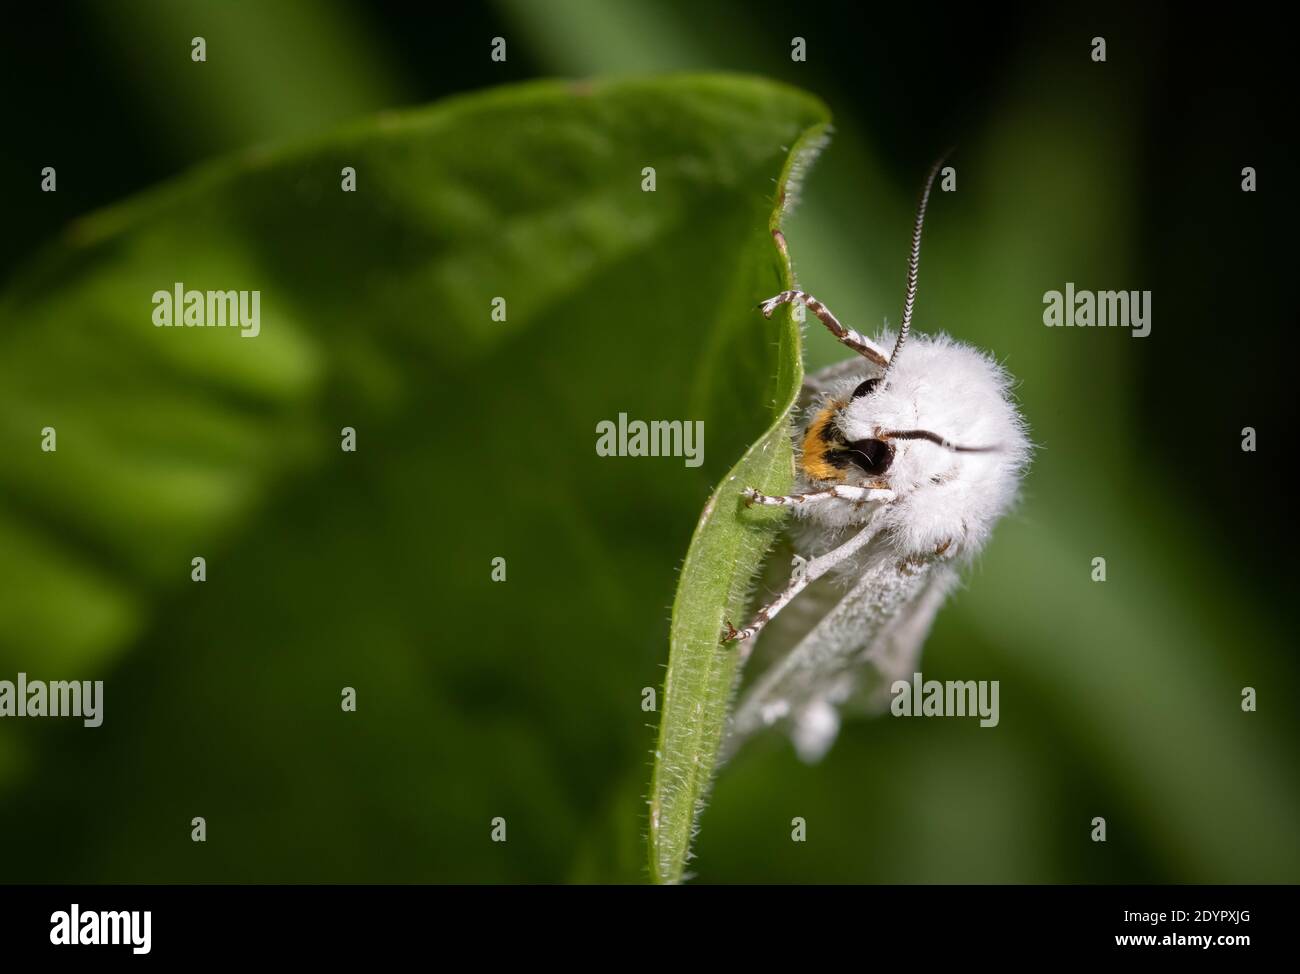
[0, 74, 824, 881]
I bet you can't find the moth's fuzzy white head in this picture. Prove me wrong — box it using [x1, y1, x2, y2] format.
[799, 330, 1031, 559]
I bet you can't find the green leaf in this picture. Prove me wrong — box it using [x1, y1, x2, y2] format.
[0, 75, 827, 882]
[647, 125, 826, 885]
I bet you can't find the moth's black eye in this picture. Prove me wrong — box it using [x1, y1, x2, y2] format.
[844, 438, 894, 475]
[851, 378, 882, 400]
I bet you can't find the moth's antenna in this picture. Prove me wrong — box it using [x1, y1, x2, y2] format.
[883, 429, 999, 453]
[884, 151, 951, 379]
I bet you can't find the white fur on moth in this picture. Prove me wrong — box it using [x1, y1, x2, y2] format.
[721, 160, 1031, 764]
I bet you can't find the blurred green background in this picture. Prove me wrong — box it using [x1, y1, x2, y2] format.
[1, 1, 1295, 883]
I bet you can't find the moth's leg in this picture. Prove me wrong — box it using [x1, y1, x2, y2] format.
[722, 522, 879, 644]
[898, 537, 958, 572]
[743, 485, 895, 507]
[759, 290, 889, 367]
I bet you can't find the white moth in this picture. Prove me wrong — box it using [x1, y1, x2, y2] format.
[722, 159, 1031, 763]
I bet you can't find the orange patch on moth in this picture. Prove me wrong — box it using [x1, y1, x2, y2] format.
[800, 400, 847, 482]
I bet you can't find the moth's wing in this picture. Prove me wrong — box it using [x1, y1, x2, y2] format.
[725, 547, 955, 764]
[839, 568, 956, 717]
